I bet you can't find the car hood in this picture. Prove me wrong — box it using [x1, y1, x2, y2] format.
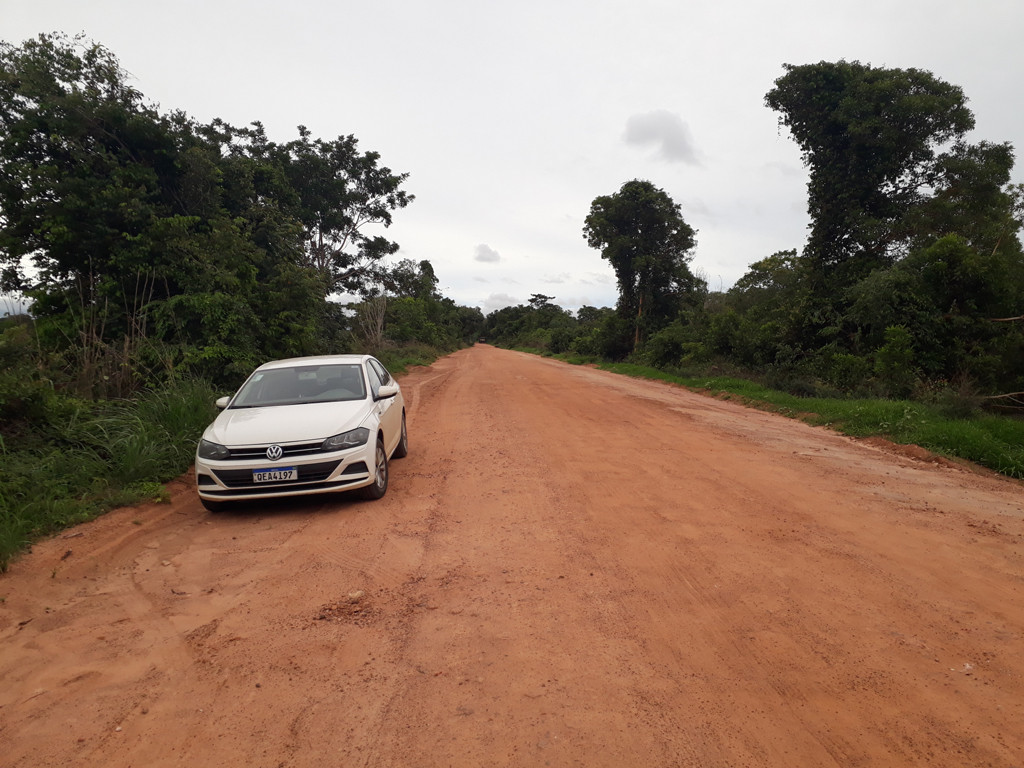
[203, 400, 372, 446]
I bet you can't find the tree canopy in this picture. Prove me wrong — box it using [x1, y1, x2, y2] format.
[765, 61, 977, 293]
[757, 60, 1024, 392]
[583, 180, 703, 351]
[0, 33, 425, 391]
[280, 127, 413, 295]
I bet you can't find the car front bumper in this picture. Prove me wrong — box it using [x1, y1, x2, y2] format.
[195, 442, 376, 503]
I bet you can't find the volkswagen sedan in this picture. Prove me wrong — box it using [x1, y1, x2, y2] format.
[195, 355, 407, 512]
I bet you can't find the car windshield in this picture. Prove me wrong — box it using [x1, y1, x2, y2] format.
[230, 363, 367, 407]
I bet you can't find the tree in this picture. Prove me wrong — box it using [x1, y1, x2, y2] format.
[765, 61, 975, 295]
[583, 180, 702, 351]
[846, 234, 1024, 388]
[730, 250, 802, 311]
[279, 127, 414, 295]
[383, 258, 440, 300]
[0, 34, 177, 304]
[906, 142, 1020, 257]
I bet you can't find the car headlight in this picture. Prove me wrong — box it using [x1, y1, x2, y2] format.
[322, 427, 370, 451]
[198, 439, 231, 460]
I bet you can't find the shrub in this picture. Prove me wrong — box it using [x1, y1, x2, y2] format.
[824, 353, 873, 392]
[875, 326, 918, 399]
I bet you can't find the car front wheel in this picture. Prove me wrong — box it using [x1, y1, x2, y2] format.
[361, 438, 389, 500]
[392, 412, 408, 459]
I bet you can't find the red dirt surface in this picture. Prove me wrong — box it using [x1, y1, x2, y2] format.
[2, 345, 1023, 767]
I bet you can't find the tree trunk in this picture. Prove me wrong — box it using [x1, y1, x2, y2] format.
[633, 294, 643, 352]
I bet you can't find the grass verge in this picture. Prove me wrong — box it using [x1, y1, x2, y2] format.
[0, 378, 218, 572]
[596, 362, 1024, 480]
[375, 343, 446, 375]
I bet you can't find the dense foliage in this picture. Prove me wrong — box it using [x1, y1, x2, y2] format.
[0, 33, 478, 399]
[765, 61, 977, 295]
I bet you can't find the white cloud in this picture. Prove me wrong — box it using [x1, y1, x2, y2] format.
[480, 293, 520, 313]
[474, 244, 501, 263]
[763, 160, 805, 178]
[624, 111, 699, 165]
[559, 295, 613, 312]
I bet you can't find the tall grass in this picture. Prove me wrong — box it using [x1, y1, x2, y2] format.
[0, 378, 218, 572]
[597, 362, 1024, 480]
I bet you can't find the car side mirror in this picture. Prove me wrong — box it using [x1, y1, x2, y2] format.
[215, 396, 231, 409]
[376, 383, 399, 400]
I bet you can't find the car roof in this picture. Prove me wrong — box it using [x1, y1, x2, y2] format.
[254, 355, 372, 371]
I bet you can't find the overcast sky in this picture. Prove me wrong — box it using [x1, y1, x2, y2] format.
[4, 0, 1023, 314]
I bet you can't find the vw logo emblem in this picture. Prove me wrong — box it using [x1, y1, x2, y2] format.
[266, 444, 283, 461]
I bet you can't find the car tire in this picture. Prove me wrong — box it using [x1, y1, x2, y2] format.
[200, 497, 227, 513]
[361, 437, 389, 500]
[392, 411, 409, 459]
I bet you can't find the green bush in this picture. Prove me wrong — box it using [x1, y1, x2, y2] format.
[0, 322, 53, 430]
[824, 352, 873, 392]
[875, 326, 918, 399]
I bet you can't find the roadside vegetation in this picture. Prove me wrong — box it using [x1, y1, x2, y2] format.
[2, 37, 1022, 569]
[0, 377, 217, 570]
[503, 343, 1024, 479]
[599, 362, 1024, 479]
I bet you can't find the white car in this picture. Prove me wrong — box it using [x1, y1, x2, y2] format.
[195, 355, 407, 512]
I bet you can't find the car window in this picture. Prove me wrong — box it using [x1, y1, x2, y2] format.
[231, 363, 367, 407]
[369, 358, 392, 385]
[365, 362, 384, 399]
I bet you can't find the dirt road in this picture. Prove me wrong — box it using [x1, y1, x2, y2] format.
[2, 345, 1023, 767]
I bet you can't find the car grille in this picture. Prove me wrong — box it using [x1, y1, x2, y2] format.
[224, 441, 327, 460]
[211, 459, 342, 488]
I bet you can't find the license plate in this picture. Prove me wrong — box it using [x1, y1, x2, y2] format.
[253, 467, 296, 483]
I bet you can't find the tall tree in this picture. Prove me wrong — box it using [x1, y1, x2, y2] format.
[279, 127, 414, 295]
[583, 180, 702, 351]
[383, 258, 439, 300]
[765, 61, 975, 295]
[906, 141, 1020, 257]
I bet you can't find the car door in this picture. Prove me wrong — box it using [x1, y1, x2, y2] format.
[367, 359, 402, 455]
